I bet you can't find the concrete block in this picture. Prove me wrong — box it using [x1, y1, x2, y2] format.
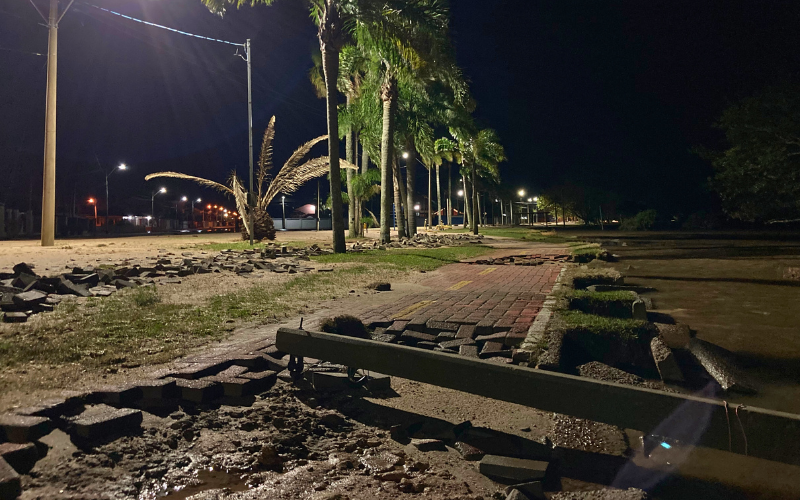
[1, 313, 27, 324]
[216, 365, 249, 379]
[0, 414, 51, 443]
[650, 336, 684, 383]
[475, 320, 495, 336]
[0, 442, 38, 474]
[425, 320, 459, 333]
[70, 405, 142, 441]
[479, 454, 549, 482]
[439, 338, 475, 350]
[364, 373, 391, 392]
[475, 332, 507, 343]
[175, 379, 223, 403]
[88, 385, 143, 405]
[0, 457, 21, 500]
[169, 361, 230, 380]
[454, 441, 484, 461]
[398, 330, 437, 344]
[655, 323, 692, 349]
[11, 290, 47, 308]
[206, 377, 258, 398]
[631, 300, 647, 321]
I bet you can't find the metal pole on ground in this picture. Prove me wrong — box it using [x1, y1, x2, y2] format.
[246, 39, 255, 245]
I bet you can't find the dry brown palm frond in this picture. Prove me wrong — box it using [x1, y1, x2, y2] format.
[145, 172, 233, 195]
[262, 157, 358, 206]
[282, 135, 327, 174]
[257, 117, 276, 200]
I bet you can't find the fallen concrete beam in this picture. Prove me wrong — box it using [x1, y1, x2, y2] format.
[276, 327, 800, 466]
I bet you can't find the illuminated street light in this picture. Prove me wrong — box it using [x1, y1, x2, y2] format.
[281, 195, 287, 231]
[518, 189, 525, 198]
[151, 187, 166, 221]
[102, 162, 129, 233]
[88, 198, 97, 225]
[413, 204, 420, 211]
[402, 152, 409, 159]
[457, 190, 464, 196]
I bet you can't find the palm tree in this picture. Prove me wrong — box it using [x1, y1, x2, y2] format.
[432, 138, 461, 226]
[451, 127, 506, 235]
[146, 117, 355, 239]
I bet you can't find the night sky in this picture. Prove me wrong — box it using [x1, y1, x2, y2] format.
[2, 0, 799, 219]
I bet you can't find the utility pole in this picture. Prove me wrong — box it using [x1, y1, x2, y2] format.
[245, 39, 254, 246]
[316, 178, 320, 231]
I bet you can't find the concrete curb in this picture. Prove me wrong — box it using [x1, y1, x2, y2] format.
[519, 265, 568, 354]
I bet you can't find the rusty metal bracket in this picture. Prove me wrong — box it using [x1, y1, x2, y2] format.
[276, 327, 800, 466]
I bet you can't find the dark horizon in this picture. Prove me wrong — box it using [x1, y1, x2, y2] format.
[2, 0, 799, 220]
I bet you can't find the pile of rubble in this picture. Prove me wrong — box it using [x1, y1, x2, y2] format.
[365, 318, 532, 365]
[349, 232, 484, 251]
[0, 245, 335, 324]
[469, 254, 570, 266]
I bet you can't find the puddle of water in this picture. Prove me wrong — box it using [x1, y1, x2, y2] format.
[141, 468, 251, 500]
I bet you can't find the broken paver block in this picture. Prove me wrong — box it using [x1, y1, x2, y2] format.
[0, 457, 21, 500]
[0, 442, 38, 474]
[650, 336, 684, 383]
[512, 349, 532, 364]
[70, 405, 143, 441]
[410, 438, 447, 452]
[425, 320, 459, 333]
[135, 379, 179, 400]
[57, 278, 91, 297]
[238, 370, 278, 393]
[169, 361, 230, 380]
[175, 379, 224, 403]
[504, 332, 529, 348]
[88, 385, 143, 406]
[398, 330, 437, 344]
[456, 324, 478, 339]
[454, 441, 484, 461]
[439, 338, 476, 350]
[206, 377, 258, 398]
[405, 318, 429, 332]
[631, 300, 647, 321]
[459, 345, 479, 358]
[505, 481, 545, 500]
[416, 341, 438, 350]
[480, 341, 507, 358]
[216, 365, 249, 379]
[0, 414, 51, 443]
[475, 320, 494, 336]
[12, 263, 35, 277]
[386, 320, 408, 332]
[435, 331, 458, 342]
[549, 487, 648, 499]
[11, 290, 47, 308]
[475, 331, 507, 343]
[655, 323, 692, 349]
[1, 312, 27, 324]
[311, 371, 352, 392]
[370, 332, 398, 343]
[228, 353, 270, 371]
[479, 455, 549, 482]
[364, 372, 391, 391]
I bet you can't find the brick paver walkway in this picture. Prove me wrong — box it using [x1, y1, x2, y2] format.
[358, 257, 565, 339]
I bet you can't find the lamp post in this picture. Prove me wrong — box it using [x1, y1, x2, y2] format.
[103, 163, 127, 232]
[190, 198, 201, 227]
[532, 196, 539, 224]
[518, 189, 526, 225]
[457, 189, 464, 227]
[88, 198, 97, 226]
[281, 195, 286, 231]
[151, 187, 166, 223]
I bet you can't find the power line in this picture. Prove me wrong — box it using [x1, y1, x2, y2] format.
[82, 3, 245, 47]
[0, 46, 46, 57]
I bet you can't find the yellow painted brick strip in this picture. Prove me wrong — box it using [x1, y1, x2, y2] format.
[393, 300, 437, 320]
[478, 267, 497, 276]
[448, 280, 473, 290]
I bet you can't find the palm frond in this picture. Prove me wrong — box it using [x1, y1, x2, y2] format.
[282, 135, 328, 174]
[145, 172, 233, 195]
[257, 116, 277, 200]
[263, 157, 358, 207]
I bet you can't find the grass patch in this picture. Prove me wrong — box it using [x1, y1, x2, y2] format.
[570, 267, 622, 289]
[311, 245, 493, 272]
[197, 240, 325, 252]
[442, 227, 572, 243]
[559, 310, 650, 342]
[567, 289, 637, 318]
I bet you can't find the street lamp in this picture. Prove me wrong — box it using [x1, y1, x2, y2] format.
[88, 198, 97, 225]
[281, 195, 286, 231]
[104, 163, 127, 233]
[190, 198, 201, 227]
[402, 152, 409, 159]
[151, 187, 166, 222]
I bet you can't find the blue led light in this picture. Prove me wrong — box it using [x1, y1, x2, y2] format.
[660, 442, 672, 449]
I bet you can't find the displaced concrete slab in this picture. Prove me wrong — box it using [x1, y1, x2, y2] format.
[88, 385, 143, 406]
[0, 414, 51, 443]
[238, 370, 278, 393]
[688, 338, 757, 393]
[505, 481, 545, 500]
[175, 379, 223, 403]
[479, 454, 549, 482]
[135, 379, 179, 400]
[549, 487, 648, 499]
[655, 323, 692, 349]
[650, 336, 684, 383]
[410, 438, 446, 452]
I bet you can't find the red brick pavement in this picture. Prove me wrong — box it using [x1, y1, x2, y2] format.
[357, 260, 564, 335]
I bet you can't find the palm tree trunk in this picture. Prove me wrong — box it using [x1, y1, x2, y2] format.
[427, 165, 432, 229]
[405, 146, 417, 236]
[320, 5, 345, 253]
[447, 165, 452, 226]
[345, 96, 356, 238]
[463, 174, 471, 229]
[393, 157, 407, 238]
[477, 190, 483, 228]
[435, 164, 442, 226]
[379, 75, 397, 244]
[471, 163, 478, 234]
